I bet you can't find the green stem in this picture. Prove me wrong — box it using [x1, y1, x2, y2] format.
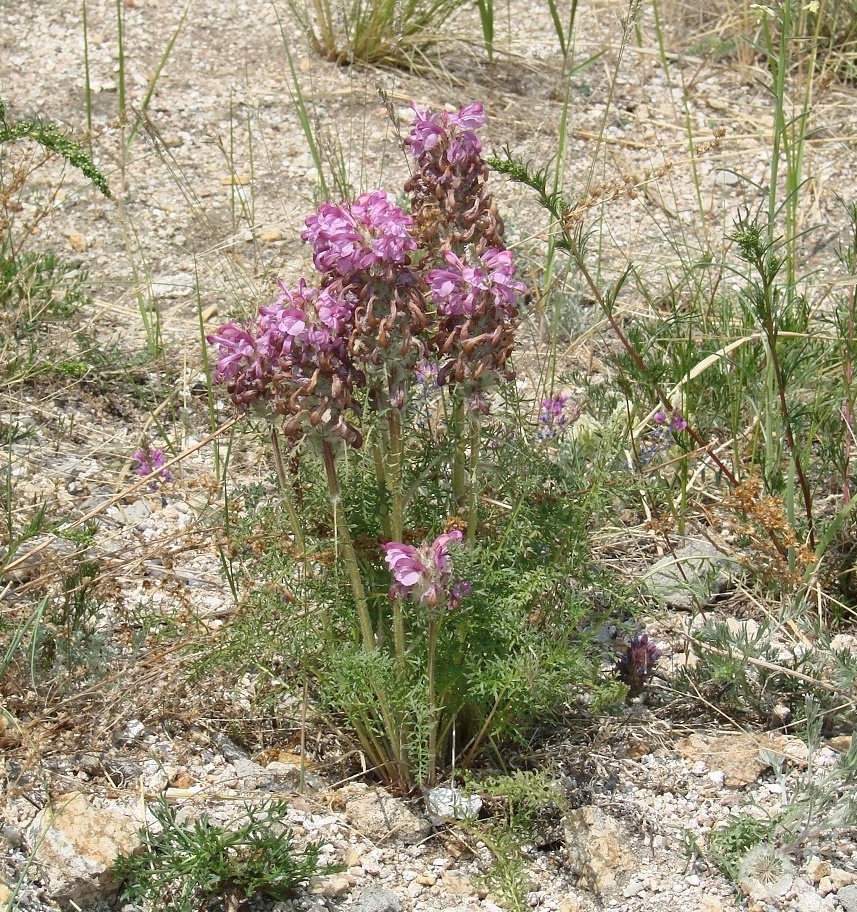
[427, 615, 438, 786]
[321, 440, 376, 652]
[372, 442, 393, 541]
[452, 398, 467, 514]
[466, 417, 480, 542]
[270, 425, 305, 556]
[387, 407, 405, 541]
[385, 406, 407, 670]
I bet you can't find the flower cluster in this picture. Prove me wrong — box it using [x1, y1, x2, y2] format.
[639, 408, 688, 466]
[404, 103, 505, 256]
[405, 103, 485, 167]
[207, 279, 363, 447]
[133, 445, 173, 488]
[427, 247, 524, 390]
[615, 633, 662, 697]
[537, 393, 581, 440]
[302, 190, 417, 279]
[209, 101, 527, 441]
[383, 531, 471, 610]
[653, 409, 688, 432]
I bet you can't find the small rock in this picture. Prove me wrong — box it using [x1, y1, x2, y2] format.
[66, 232, 87, 252]
[838, 884, 857, 912]
[114, 719, 147, 745]
[25, 792, 143, 910]
[676, 732, 805, 788]
[345, 790, 432, 844]
[644, 538, 741, 609]
[826, 735, 852, 753]
[805, 857, 830, 884]
[1, 824, 23, 848]
[425, 787, 482, 824]
[793, 891, 836, 912]
[150, 272, 196, 299]
[829, 867, 857, 890]
[442, 870, 475, 896]
[622, 879, 644, 898]
[563, 806, 635, 898]
[168, 770, 195, 789]
[307, 874, 351, 898]
[351, 885, 403, 912]
[714, 169, 740, 186]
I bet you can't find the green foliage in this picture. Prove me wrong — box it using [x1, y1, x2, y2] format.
[698, 699, 857, 886]
[678, 616, 857, 727]
[0, 98, 109, 197]
[704, 813, 778, 884]
[113, 799, 338, 912]
[287, 0, 470, 66]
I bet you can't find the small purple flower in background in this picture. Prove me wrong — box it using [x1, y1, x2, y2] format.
[133, 445, 173, 487]
[640, 408, 688, 465]
[415, 360, 439, 389]
[616, 633, 662, 697]
[653, 408, 687, 432]
[382, 530, 469, 610]
[302, 190, 416, 278]
[537, 393, 581, 441]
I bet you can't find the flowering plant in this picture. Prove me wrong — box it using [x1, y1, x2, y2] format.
[209, 103, 597, 791]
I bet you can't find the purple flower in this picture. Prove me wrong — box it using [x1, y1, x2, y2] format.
[670, 411, 688, 432]
[207, 323, 257, 383]
[405, 103, 484, 165]
[302, 190, 416, 278]
[538, 393, 572, 440]
[428, 248, 524, 319]
[382, 530, 468, 609]
[133, 446, 173, 486]
[616, 633, 662, 697]
[415, 360, 439, 388]
[652, 408, 687, 432]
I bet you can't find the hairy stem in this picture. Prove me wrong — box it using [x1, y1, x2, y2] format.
[270, 425, 305, 556]
[321, 440, 375, 652]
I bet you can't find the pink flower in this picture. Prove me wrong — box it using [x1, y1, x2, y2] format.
[428, 248, 524, 319]
[206, 323, 257, 382]
[383, 542, 428, 591]
[405, 103, 484, 165]
[430, 530, 461, 575]
[382, 531, 468, 609]
[133, 446, 173, 485]
[302, 190, 416, 278]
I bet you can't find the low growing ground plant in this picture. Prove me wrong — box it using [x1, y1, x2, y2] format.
[113, 799, 338, 912]
[207, 102, 621, 792]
